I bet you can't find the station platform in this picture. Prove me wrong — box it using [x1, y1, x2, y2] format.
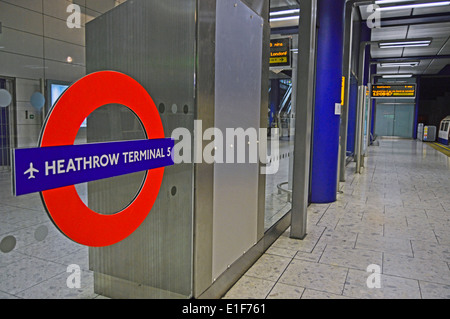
[224, 139, 450, 299]
[1, 139, 450, 299]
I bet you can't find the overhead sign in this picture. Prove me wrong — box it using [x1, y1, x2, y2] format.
[12, 71, 173, 247]
[270, 38, 291, 68]
[371, 84, 416, 99]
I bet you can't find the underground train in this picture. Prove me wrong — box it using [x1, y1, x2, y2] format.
[438, 116, 450, 145]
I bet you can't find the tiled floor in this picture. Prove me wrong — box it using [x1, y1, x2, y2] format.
[0, 172, 101, 299]
[223, 139, 450, 299]
[1, 139, 450, 299]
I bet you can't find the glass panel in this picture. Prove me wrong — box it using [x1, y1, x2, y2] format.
[0, 0, 195, 300]
[74, 104, 147, 215]
[375, 104, 395, 136]
[0, 79, 11, 170]
[362, 87, 370, 155]
[265, 35, 298, 231]
[375, 102, 414, 138]
[393, 104, 415, 138]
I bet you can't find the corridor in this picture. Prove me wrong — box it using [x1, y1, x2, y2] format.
[224, 139, 450, 299]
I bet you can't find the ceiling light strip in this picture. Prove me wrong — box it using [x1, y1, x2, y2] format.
[375, 1, 450, 11]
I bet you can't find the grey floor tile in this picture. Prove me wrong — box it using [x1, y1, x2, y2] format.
[384, 224, 438, 243]
[343, 269, 421, 299]
[383, 253, 450, 285]
[245, 254, 292, 282]
[0, 290, 20, 299]
[316, 228, 358, 249]
[334, 219, 384, 236]
[16, 235, 84, 262]
[279, 259, 348, 295]
[294, 242, 326, 262]
[15, 270, 97, 299]
[266, 283, 304, 299]
[319, 246, 383, 271]
[434, 228, 450, 246]
[272, 226, 325, 253]
[419, 281, 450, 299]
[301, 289, 352, 299]
[265, 246, 298, 259]
[0, 255, 66, 295]
[411, 240, 450, 263]
[54, 247, 90, 271]
[0, 250, 27, 268]
[223, 275, 275, 299]
[355, 233, 413, 256]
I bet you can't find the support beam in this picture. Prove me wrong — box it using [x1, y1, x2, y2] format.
[290, 0, 317, 239]
[339, 0, 356, 182]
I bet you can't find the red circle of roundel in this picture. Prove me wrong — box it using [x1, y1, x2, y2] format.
[40, 71, 165, 247]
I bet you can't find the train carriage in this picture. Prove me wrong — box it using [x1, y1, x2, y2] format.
[438, 116, 450, 145]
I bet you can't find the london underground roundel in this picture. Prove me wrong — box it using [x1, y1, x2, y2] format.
[13, 71, 174, 247]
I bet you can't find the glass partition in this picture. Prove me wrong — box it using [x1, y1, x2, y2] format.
[265, 34, 298, 231]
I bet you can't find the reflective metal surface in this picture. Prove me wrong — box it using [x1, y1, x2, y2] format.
[86, 0, 196, 298]
[212, 0, 263, 279]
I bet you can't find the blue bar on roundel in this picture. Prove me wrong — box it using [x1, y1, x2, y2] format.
[13, 138, 174, 196]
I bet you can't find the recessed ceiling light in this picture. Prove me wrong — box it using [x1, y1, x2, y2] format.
[379, 39, 432, 48]
[382, 74, 413, 78]
[270, 9, 300, 16]
[270, 16, 299, 23]
[375, 0, 413, 4]
[379, 61, 420, 67]
[375, 1, 450, 11]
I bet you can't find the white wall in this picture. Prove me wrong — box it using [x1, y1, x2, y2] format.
[0, 0, 126, 148]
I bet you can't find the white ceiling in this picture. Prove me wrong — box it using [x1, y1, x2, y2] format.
[269, 0, 450, 76]
[360, 2, 450, 76]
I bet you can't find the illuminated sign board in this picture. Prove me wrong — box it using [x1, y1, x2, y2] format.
[371, 84, 416, 99]
[270, 38, 291, 68]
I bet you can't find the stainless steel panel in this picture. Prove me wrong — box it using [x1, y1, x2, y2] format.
[198, 211, 290, 299]
[193, 0, 216, 297]
[212, 0, 263, 279]
[258, 0, 270, 238]
[86, 0, 196, 298]
[290, 0, 316, 239]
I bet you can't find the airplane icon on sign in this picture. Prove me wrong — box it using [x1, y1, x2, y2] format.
[24, 163, 39, 179]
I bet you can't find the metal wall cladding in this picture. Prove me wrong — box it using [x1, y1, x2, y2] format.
[86, 0, 196, 298]
[212, 0, 263, 279]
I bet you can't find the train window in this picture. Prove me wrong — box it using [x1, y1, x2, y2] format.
[445, 122, 449, 131]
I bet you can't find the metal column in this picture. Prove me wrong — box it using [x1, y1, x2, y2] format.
[355, 41, 373, 173]
[339, 1, 355, 182]
[290, 0, 317, 239]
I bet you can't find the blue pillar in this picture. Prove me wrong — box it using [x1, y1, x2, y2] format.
[310, 0, 345, 204]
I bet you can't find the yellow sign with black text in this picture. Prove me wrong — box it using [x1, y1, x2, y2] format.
[270, 38, 291, 68]
[371, 84, 416, 99]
